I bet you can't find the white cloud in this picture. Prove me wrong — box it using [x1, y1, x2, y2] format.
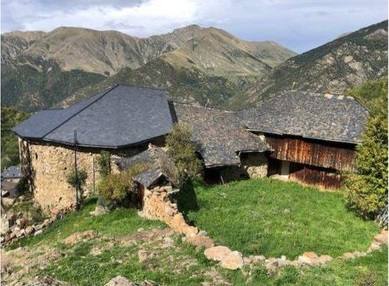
[1, 0, 387, 52]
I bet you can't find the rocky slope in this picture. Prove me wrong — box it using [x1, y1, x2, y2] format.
[246, 20, 388, 102]
[1, 25, 295, 111]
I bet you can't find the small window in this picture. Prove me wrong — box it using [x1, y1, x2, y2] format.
[35, 153, 38, 160]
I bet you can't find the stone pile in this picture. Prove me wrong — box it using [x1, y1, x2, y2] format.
[1, 216, 55, 244]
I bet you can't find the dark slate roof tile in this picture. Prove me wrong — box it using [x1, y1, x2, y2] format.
[238, 91, 369, 144]
[173, 103, 269, 167]
[13, 85, 174, 148]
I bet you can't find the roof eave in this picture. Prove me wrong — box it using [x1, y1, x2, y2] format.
[248, 129, 359, 145]
[19, 132, 170, 149]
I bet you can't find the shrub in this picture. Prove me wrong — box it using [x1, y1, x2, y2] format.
[97, 151, 111, 178]
[66, 169, 88, 190]
[166, 123, 202, 186]
[345, 79, 388, 218]
[98, 163, 148, 204]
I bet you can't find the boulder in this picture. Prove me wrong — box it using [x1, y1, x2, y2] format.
[204, 246, 232, 261]
[220, 251, 244, 270]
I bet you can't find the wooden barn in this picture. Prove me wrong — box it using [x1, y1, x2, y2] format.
[239, 91, 369, 189]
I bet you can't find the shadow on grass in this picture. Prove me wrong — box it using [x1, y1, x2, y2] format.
[174, 180, 201, 226]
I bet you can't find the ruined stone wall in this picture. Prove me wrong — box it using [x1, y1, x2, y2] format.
[140, 186, 198, 237]
[240, 152, 268, 178]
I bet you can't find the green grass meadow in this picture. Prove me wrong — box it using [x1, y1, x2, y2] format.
[186, 178, 379, 258]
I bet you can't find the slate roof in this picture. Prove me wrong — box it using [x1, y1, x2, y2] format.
[114, 146, 177, 188]
[238, 91, 369, 144]
[173, 103, 269, 168]
[1, 165, 22, 180]
[13, 85, 174, 148]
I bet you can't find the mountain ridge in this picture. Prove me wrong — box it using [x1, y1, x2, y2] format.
[245, 20, 388, 102]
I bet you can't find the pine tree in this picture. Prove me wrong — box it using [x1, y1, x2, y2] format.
[345, 79, 388, 218]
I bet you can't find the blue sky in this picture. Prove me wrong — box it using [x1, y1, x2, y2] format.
[1, 0, 387, 52]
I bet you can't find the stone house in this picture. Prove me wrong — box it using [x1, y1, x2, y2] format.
[238, 91, 369, 189]
[12, 85, 174, 215]
[13, 85, 269, 215]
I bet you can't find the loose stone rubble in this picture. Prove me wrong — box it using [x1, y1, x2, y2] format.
[1, 215, 55, 245]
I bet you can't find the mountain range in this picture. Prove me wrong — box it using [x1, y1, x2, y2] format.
[1, 21, 387, 112]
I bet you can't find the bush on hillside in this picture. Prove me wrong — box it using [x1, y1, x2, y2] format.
[98, 163, 148, 205]
[166, 123, 202, 187]
[345, 79, 388, 219]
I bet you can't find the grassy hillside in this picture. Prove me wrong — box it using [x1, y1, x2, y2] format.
[1, 107, 28, 169]
[5, 181, 387, 286]
[187, 179, 378, 258]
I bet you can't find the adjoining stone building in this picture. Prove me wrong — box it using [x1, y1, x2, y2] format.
[173, 103, 269, 183]
[238, 91, 369, 189]
[13, 85, 269, 215]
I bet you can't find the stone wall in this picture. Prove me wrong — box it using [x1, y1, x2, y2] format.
[240, 152, 268, 178]
[23, 142, 100, 215]
[139, 186, 198, 237]
[205, 152, 268, 183]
